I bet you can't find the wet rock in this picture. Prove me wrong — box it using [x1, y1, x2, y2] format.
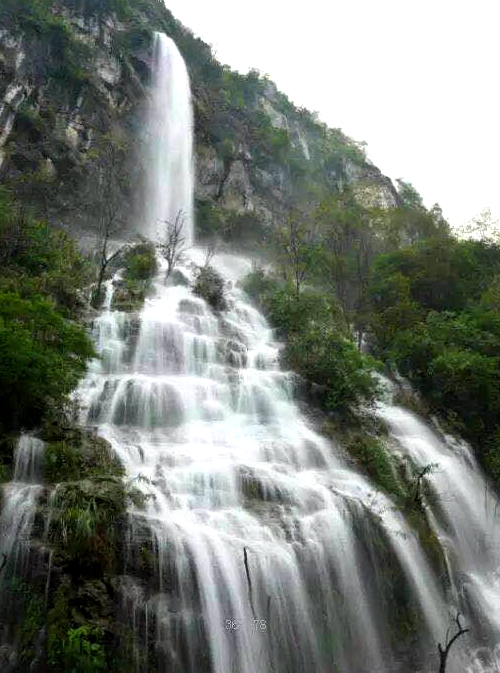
[192, 265, 227, 312]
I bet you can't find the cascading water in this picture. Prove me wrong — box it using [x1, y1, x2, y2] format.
[377, 389, 500, 670]
[145, 32, 194, 245]
[0, 436, 45, 665]
[75, 31, 500, 673]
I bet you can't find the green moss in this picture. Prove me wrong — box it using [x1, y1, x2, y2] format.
[111, 279, 150, 312]
[47, 580, 108, 673]
[8, 578, 45, 665]
[44, 434, 124, 483]
[49, 477, 126, 572]
[346, 433, 404, 499]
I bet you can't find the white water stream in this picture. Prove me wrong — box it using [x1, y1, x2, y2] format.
[144, 33, 194, 245]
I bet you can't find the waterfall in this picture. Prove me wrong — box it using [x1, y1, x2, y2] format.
[145, 32, 194, 246]
[0, 436, 45, 663]
[377, 391, 500, 670]
[73, 32, 500, 673]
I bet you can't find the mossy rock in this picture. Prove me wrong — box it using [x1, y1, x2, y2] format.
[44, 432, 124, 483]
[111, 278, 151, 312]
[346, 432, 404, 499]
[169, 269, 189, 286]
[49, 477, 127, 573]
[193, 265, 227, 312]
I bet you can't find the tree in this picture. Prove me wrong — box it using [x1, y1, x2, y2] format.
[315, 190, 375, 334]
[0, 292, 94, 432]
[157, 210, 187, 279]
[460, 208, 500, 244]
[437, 613, 468, 673]
[85, 135, 129, 308]
[276, 209, 316, 298]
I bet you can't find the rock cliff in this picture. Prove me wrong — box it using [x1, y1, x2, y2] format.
[0, 0, 398, 241]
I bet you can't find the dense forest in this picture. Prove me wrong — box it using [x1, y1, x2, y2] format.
[1, 1, 500, 672]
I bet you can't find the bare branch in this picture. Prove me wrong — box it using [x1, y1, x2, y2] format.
[437, 612, 469, 673]
[0, 554, 7, 574]
[157, 210, 187, 279]
[243, 546, 257, 621]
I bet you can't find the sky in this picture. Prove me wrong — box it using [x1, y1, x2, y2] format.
[164, 0, 500, 229]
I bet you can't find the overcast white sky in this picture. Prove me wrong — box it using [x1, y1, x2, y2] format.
[165, 0, 499, 229]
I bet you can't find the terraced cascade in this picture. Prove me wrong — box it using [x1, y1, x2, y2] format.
[73, 30, 500, 673]
[77, 251, 455, 673]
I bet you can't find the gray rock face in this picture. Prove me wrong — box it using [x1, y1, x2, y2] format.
[0, 2, 399, 241]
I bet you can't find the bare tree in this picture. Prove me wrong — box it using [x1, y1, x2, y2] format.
[157, 210, 187, 279]
[202, 240, 217, 269]
[0, 553, 7, 574]
[437, 612, 469, 673]
[86, 134, 129, 308]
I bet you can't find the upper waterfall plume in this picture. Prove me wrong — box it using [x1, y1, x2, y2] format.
[145, 32, 194, 245]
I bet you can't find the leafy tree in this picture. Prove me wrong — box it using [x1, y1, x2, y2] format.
[0, 292, 94, 432]
[283, 324, 378, 410]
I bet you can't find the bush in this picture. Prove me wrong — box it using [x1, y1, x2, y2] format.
[368, 235, 500, 485]
[347, 434, 402, 497]
[49, 477, 126, 571]
[44, 433, 124, 483]
[244, 272, 377, 410]
[283, 324, 378, 410]
[193, 265, 227, 311]
[0, 292, 94, 432]
[122, 241, 157, 281]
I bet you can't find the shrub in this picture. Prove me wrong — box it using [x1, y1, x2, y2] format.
[122, 241, 157, 281]
[193, 265, 227, 311]
[0, 292, 94, 432]
[346, 434, 402, 497]
[244, 272, 377, 411]
[283, 324, 378, 410]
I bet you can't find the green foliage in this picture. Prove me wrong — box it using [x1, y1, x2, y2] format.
[1, 3, 91, 91]
[8, 580, 45, 665]
[369, 235, 500, 483]
[49, 477, 126, 571]
[0, 292, 94, 432]
[195, 201, 229, 240]
[108, 241, 157, 311]
[48, 580, 108, 673]
[49, 625, 107, 672]
[346, 434, 403, 497]
[122, 240, 157, 281]
[0, 189, 93, 433]
[284, 323, 378, 410]
[0, 191, 92, 314]
[244, 273, 377, 410]
[44, 434, 124, 483]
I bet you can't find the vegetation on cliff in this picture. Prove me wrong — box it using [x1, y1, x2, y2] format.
[368, 232, 500, 485]
[0, 187, 94, 436]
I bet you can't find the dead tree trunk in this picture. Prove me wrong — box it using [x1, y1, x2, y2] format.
[243, 546, 257, 620]
[438, 612, 469, 673]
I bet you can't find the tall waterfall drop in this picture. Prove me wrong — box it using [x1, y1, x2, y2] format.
[145, 32, 194, 244]
[74, 32, 500, 673]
